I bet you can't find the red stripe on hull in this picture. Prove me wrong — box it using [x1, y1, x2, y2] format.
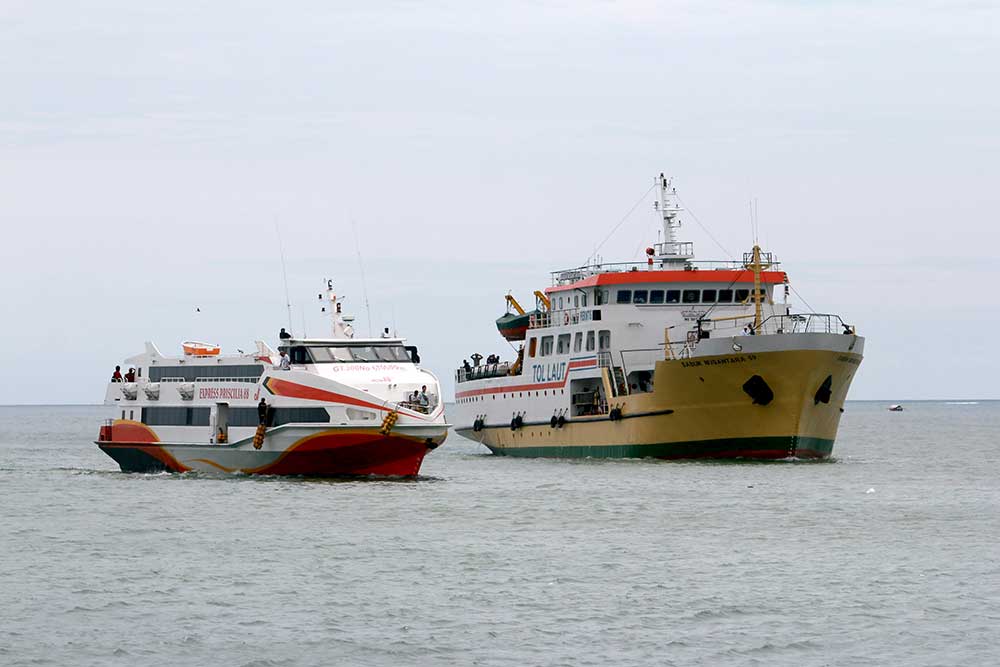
[250, 432, 431, 476]
[264, 377, 428, 421]
[98, 432, 434, 477]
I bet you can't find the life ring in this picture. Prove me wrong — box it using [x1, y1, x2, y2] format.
[550, 416, 558, 428]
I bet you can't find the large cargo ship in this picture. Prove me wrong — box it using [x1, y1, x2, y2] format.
[453, 174, 864, 459]
[98, 281, 449, 476]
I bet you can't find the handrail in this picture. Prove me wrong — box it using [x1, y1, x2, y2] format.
[456, 362, 513, 384]
[701, 312, 852, 336]
[551, 258, 782, 285]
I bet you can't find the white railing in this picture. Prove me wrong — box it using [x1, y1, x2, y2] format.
[456, 363, 512, 383]
[700, 313, 853, 337]
[550, 259, 779, 285]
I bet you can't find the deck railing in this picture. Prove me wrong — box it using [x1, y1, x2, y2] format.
[700, 313, 853, 337]
[550, 258, 780, 285]
[456, 362, 513, 384]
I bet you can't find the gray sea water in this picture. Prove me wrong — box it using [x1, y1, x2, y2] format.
[1, 402, 998, 666]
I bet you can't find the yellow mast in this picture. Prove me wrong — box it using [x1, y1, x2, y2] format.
[744, 244, 772, 331]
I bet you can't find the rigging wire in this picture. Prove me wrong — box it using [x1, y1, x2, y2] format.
[674, 194, 735, 260]
[586, 183, 657, 265]
[351, 219, 373, 337]
[788, 284, 816, 313]
[274, 222, 293, 332]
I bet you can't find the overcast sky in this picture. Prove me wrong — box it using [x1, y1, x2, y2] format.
[2, 1, 998, 404]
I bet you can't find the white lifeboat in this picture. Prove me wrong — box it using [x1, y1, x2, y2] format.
[120, 383, 138, 400]
[183, 341, 221, 356]
[143, 383, 160, 400]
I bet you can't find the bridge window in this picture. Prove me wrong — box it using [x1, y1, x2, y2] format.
[573, 295, 579, 308]
[598, 330, 611, 351]
[557, 334, 571, 354]
[585, 331, 595, 351]
[735, 288, 750, 302]
[540, 336, 554, 356]
[632, 290, 648, 304]
[666, 290, 680, 304]
[717, 289, 733, 303]
[573, 332, 583, 352]
[528, 337, 537, 358]
[581, 293, 588, 307]
[682, 289, 700, 304]
[702, 289, 717, 303]
[616, 290, 632, 304]
[650, 290, 664, 304]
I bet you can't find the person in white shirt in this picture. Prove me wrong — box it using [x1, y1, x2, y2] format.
[278, 351, 291, 370]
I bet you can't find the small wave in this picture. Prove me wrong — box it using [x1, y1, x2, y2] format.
[946, 401, 979, 405]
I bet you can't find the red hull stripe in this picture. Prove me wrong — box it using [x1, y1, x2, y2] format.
[263, 377, 428, 420]
[546, 269, 787, 294]
[455, 358, 596, 398]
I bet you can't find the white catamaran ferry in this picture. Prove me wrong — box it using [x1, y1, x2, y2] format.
[454, 174, 864, 459]
[98, 281, 449, 476]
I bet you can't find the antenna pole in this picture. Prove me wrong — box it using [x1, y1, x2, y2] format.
[275, 222, 293, 332]
[351, 219, 373, 337]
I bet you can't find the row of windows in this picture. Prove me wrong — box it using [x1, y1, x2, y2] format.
[142, 407, 211, 426]
[148, 364, 264, 382]
[458, 389, 566, 404]
[252, 407, 331, 426]
[528, 330, 611, 358]
[140, 406, 330, 426]
[285, 345, 411, 364]
[550, 285, 770, 310]
[615, 287, 766, 306]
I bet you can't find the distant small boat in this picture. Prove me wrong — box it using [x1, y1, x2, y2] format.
[888, 404, 904, 412]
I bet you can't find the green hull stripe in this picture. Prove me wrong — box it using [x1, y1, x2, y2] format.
[459, 435, 835, 460]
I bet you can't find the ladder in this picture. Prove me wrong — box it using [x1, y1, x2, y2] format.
[612, 366, 629, 397]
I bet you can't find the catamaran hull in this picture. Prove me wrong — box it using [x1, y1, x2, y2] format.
[96, 423, 447, 477]
[456, 345, 861, 460]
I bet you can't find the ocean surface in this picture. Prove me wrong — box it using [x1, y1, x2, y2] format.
[1, 402, 998, 666]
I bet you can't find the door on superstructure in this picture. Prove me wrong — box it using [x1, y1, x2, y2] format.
[214, 402, 230, 444]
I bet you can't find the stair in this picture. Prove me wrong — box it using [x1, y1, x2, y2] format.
[612, 366, 629, 397]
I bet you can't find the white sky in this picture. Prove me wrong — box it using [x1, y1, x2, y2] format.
[2, 1, 998, 404]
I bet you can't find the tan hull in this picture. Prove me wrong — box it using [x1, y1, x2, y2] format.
[457, 348, 862, 459]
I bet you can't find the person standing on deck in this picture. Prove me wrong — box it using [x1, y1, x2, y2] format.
[257, 398, 269, 426]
